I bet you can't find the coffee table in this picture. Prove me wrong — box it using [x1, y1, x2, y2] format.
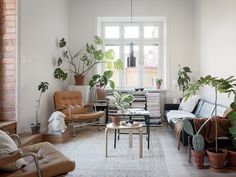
[109, 108, 151, 149]
[105, 123, 143, 158]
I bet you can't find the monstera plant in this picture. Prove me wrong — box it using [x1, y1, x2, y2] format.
[54, 36, 115, 85]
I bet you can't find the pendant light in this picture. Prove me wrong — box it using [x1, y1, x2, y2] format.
[127, 0, 136, 67]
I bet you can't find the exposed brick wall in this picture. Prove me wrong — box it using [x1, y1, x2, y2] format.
[0, 0, 16, 121]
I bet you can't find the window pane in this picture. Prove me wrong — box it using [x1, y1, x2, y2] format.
[105, 45, 120, 87]
[143, 45, 159, 87]
[105, 26, 120, 39]
[124, 45, 139, 87]
[144, 26, 159, 38]
[124, 26, 139, 38]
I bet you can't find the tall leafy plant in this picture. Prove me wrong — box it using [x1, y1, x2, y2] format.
[184, 75, 236, 152]
[54, 36, 114, 80]
[177, 65, 192, 95]
[35, 82, 49, 125]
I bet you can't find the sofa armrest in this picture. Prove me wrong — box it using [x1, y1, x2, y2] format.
[164, 103, 180, 111]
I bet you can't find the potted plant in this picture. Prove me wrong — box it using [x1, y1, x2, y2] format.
[226, 95, 236, 168]
[54, 35, 114, 85]
[155, 78, 163, 89]
[183, 118, 205, 168]
[177, 65, 192, 97]
[89, 70, 115, 100]
[30, 81, 49, 134]
[184, 75, 236, 169]
[106, 91, 134, 126]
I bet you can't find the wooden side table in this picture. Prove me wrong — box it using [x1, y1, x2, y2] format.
[105, 123, 143, 158]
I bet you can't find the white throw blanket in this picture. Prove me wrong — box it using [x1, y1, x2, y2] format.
[48, 111, 67, 133]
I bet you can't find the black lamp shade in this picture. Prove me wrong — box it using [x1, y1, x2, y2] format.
[127, 42, 136, 67]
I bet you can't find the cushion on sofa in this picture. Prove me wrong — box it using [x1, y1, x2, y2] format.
[0, 130, 26, 171]
[166, 110, 196, 123]
[197, 101, 215, 118]
[178, 95, 201, 112]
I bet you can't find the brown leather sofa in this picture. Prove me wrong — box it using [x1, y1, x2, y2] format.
[0, 141, 75, 177]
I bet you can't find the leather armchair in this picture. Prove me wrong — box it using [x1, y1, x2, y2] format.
[53, 91, 104, 133]
[0, 134, 75, 177]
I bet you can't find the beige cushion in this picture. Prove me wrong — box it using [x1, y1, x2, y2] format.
[179, 95, 201, 112]
[0, 130, 26, 171]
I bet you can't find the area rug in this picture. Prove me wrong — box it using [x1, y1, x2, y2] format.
[56, 126, 170, 177]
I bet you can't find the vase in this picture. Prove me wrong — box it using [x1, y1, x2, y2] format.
[207, 148, 227, 170]
[96, 88, 105, 100]
[191, 149, 205, 169]
[111, 116, 120, 126]
[74, 75, 85, 85]
[30, 123, 40, 134]
[227, 148, 236, 168]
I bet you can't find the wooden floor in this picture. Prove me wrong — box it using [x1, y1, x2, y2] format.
[158, 125, 236, 177]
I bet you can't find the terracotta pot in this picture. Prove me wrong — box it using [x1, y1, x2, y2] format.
[74, 75, 85, 85]
[156, 85, 161, 89]
[206, 148, 227, 169]
[227, 148, 236, 167]
[191, 149, 205, 169]
[111, 116, 120, 126]
[96, 88, 105, 100]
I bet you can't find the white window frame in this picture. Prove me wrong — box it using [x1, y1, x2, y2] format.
[97, 17, 167, 89]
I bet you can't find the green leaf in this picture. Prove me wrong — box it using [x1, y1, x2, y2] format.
[230, 102, 236, 110]
[93, 50, 104, 60]
[38, 82, 49, 93]
[94, 35, 103, 45]
[114, 59, 124, 70]
[54, 68, 68, 80]
[109, 80, 115, 90]
[57, 57, 62, 66]
[227, 111, 236, 120]
[192, 134, 205, 152]
[183, 118, 194, 136]
[105, 50, 114, 60]
[59, 38, 66, 48]
[104, 70, 113, 78]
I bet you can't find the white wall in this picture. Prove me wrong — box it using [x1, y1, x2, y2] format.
[18, 0, 69, 133]
[195, 0, 236, 106]
[68, 0, 198, 102]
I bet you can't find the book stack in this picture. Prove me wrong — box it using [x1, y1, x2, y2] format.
[146, 92, 161, 125]
[131, 92, 147, 110]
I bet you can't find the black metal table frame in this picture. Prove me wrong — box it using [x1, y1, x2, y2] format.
[110, 113, 151, 149]
[94, 103, 109, 124]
